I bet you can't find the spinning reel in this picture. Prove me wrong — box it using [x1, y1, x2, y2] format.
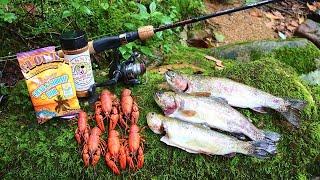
[88, 50, 146, 103]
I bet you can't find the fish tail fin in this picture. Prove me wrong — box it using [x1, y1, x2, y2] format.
[245, 141, 277, 159]
[262, 130, 281, 143]
[279, 99, 307, 128]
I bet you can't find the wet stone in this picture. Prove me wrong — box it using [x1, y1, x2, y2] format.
[211, 39, 311, 61]
[295, 19, 320, 48]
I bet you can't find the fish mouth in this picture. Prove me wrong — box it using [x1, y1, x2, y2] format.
[146, 112, 164, 134]
[154, 91, 163, 105]
[154, 91, 178, 115]
[165, 71, 189, 93]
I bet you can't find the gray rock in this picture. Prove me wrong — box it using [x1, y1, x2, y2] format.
[295, 19, 320, 48]
[211, 39, 311, 61]
[300, 69, 320, 86]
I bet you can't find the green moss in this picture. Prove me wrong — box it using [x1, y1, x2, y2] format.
[273, 44, 320, 74]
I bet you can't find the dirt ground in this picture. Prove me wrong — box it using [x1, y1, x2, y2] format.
[204, 0, 311, 45]
[205, 0, 277, 44]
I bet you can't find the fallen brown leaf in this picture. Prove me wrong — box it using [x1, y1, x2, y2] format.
[290, 20, 299, 27]
[249, 8, 263, 17]
[273, 11, 285, 19]
[265, 21, 274, 29]
[204, 55, 225, 70]
[287, 25, 296, 32]
[23, 3, 37, 15]
[158, 82, 171, 90]
[298, 16, 305, 24]
[307, 3, 317, 12]
[265, 11, 284, 20]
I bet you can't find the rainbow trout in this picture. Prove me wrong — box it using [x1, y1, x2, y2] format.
[147, 112, 277, 158]
[164, 71, 307, 128]
[154, 91, 280, 143]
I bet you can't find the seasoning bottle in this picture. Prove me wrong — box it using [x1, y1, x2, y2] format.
[60, 31, 95, 97]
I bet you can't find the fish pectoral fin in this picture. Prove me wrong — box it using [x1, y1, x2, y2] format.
[224, 153, 236, 158]
[212, 97, 229, 105]
[252, 107, 268, 113]
[190, 92, 211, 97]
[160, 136, 200, 154]
[181, 110, 197, 117]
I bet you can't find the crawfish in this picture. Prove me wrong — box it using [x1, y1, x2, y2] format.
[83, 127, 106, 167]
[100, 89, 113, 116]
[95, 89, 114, 132]
[75, 111, 90, 145]
[120, 88, 140, 127]
[126, 124, 144, 170]
[105, 130, 127, 175]
[95, 102, 105, 132]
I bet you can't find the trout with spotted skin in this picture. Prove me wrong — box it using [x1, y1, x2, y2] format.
[147, 112, 277, 158]
[154, 91, 280, 143]
[164, 71, 307, 128]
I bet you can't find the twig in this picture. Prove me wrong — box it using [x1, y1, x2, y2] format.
[40, 0, 45, 19]
[25, 32, 61, 40]
[5, 27, 31, 49]
[266, 4, 294, 16]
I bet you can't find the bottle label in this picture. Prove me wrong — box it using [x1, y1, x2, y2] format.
[64, 50, 94, 92]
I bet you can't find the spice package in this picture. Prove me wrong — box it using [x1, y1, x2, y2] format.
[17, 46, 80, 123]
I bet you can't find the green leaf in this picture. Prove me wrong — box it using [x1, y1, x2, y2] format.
[214, 32, 225, 43]
[160, 16, 172, 25]
[139, 12, 150, 20]
[62, 10, 72, 18]
[100, 2, 109, 10]
[151, 11, 163, 18]
[71, 2, 80, 9]
[140, 46, 153, 57]
[124, 23, 135, 30]
[80, 6, 93, 15]
[0, 9, 4, 15]
[149, 1, 156, 14]
[163, 44, 171, 53]
[3, 13, 16, 23]
[245, 0, 257, 5]
[136, 3, 147, 14]
[0, 0, 9, 5]
[156, 31, 163, 40]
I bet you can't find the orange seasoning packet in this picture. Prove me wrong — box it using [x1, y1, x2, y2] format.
[17, 46, 80, 123]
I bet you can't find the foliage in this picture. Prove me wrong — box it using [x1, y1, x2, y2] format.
[0, 0, 16, 24]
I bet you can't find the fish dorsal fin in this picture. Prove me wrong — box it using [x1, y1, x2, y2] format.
[181, 110, 197, 117]
[189, 92, 211, 97]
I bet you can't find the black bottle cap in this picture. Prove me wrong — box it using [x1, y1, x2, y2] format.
[60, 30, 88, 51]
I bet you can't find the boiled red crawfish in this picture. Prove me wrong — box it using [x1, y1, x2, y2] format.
[120, 89, 140, 129]
[75, 111, 90, 145]
[126, 124, 144, 170]
[82, 127, 106, 167]
[95, 89, 127, 133]
[105, 130, 127, 175]
[120, 88, 144, 171]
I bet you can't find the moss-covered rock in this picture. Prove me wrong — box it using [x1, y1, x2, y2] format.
[211, 39, 311, 60]
[211, 39, 320, 74]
